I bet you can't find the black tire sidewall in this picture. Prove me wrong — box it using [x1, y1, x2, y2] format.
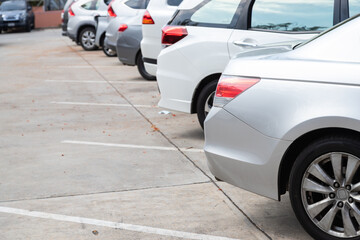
[289, 136, 360, 240]
[80, 27, 97, 51]
[136, 52, 156, 81]
[196, 80, 218, 129]
[102, 45, 116, 57]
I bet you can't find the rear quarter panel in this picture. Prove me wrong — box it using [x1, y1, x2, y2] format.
[223, 60, 360, 141]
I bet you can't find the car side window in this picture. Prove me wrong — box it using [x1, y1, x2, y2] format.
[251, 0, 334, 32]
[191, 0, 240, 25]
[124, 0, 145, 9]
[350, 0, 360, 17]
[191, 0, 241, 25]
[167, 0, 182, 7]
[169, 0, 241, 28]
[81, 0, 97, 10]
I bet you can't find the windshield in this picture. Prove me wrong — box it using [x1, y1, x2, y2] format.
[0, 1, 26, 11]
[295, 14, 360, 49]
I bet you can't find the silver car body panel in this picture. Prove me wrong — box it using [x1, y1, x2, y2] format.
[95, 15, 109, 47]
[204, 15, 360, 200]
[104, 0, 142, 50]
[116, 24, 142, 65]
[115, 10, 145, 65]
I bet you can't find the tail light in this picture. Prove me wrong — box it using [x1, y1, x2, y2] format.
[68, 5, 75, 17]
[118, 24, 128, 32]
[161, 26, 188, 46]
[142, 10, 154, 24]
[108, 0, 116, 17]
[214, 75, 260, 108]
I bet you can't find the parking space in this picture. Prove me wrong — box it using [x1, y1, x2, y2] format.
[0, 29, 311, 240]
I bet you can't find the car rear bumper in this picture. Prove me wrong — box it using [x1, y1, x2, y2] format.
[116, 25, 141, 66]
[157, 47, 202, 113]
[68, 32, 76, 41]
[104, 37, 116, 52]
[204, 107, 292, 200]
[144, 61, 157, 76]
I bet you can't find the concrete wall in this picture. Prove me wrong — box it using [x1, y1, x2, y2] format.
[33, 6, 62, 28]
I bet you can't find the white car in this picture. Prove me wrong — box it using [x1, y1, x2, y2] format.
[67, 0, 108, 50]
[205, 14, 360, 240]
[140, 0, 183, 76]
[157, 0, 350, 128]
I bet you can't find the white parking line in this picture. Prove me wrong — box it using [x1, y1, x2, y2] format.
[62, 140, 204, 153]
[45, 80, 152, 84]
[51, 101, 157, 108]
[0, 206, 239, 240]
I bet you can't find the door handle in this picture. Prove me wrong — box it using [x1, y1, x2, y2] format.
[233, 41, 258, 48]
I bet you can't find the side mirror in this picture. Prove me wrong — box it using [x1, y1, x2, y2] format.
[27, 6, 32, 11]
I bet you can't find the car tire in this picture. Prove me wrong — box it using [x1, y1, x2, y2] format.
[136, 52, 156, 81]
[196, 80, 218, 129]
[102, 42, 117, 57]
[289, 135, 360, 240]
[25, 21, 31, 32]
[79, 27, 97, 51]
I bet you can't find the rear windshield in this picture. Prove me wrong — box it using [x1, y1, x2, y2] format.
[169, 0, 241, 28]
[295, 14, 360, 49]
[0, 1, 26, 11]
[124, 0, 148, 9]
[167, 0, 182, 6]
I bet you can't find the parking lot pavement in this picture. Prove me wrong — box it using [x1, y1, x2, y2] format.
[0, 29, 311, 240]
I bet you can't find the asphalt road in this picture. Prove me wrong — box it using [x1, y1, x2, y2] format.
[0, 29, 312, 240]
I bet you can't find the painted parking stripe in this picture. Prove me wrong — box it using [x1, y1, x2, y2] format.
[0, 206, 239, 240]
[45, 80, 152, 84]
[62, 140, 204, 153]
[51, 101, 157, 108]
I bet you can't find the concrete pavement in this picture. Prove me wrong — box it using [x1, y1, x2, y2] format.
[0, 29, 311, 240]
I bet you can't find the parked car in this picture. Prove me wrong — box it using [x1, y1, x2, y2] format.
[61, 0, 77, 36]
[114, 0, 157, 80]
[94, 13, 117, 56]
[0, 0, 34, 33]
[103, 0, 146, 55]
[157, 0, 352, 128]
[67, 0, 109, 50]
[204, 14, 360, 240]
[140, 0, 183, 76]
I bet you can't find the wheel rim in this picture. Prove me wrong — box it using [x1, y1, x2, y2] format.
[105, 47, 115, 56]
[82, 31, 95, 48]
[301, 152, 360, 238]
[204, 91, 215, 117]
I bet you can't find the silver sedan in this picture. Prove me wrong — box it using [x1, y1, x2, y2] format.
[204, 14, 360, 240]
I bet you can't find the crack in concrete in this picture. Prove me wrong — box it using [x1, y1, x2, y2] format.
[0, 181, 211, 203]
[61, 39, 272, 240]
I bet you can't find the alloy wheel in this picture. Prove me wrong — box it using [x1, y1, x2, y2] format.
[81, 30, 95, 48]
[301, 152, 360, 238]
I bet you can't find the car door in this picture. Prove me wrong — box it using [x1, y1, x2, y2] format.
[228, 0, 339, 58]
[172, 0, 242, 76]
